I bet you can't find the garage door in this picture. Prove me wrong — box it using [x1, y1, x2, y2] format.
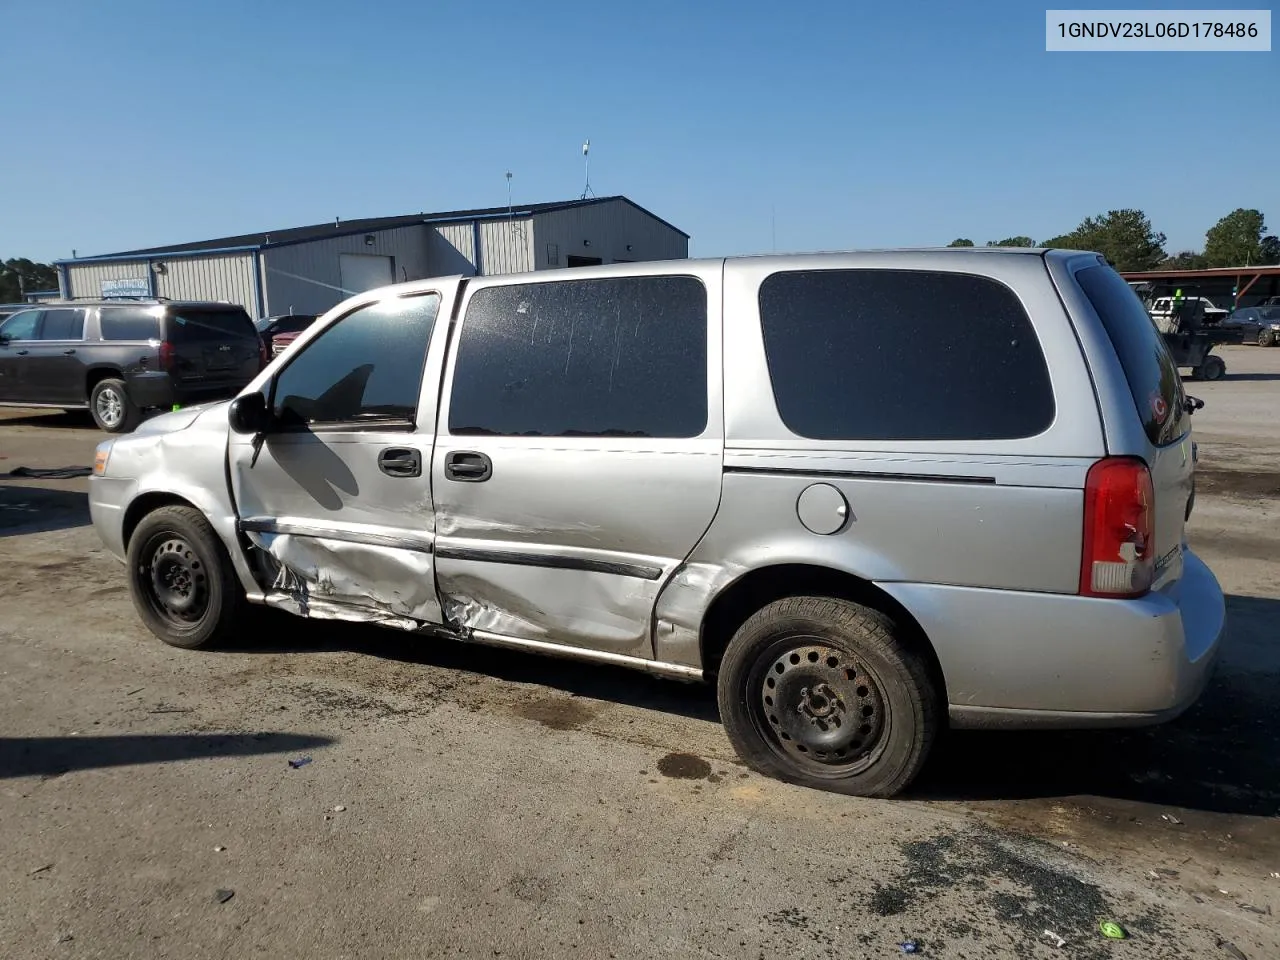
[339, 254, 394, 296]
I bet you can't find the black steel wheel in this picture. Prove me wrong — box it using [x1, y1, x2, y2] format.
[1201, 354, 1226, 381]
[126, 505, 246, 649]
[717, 596, 939, 798]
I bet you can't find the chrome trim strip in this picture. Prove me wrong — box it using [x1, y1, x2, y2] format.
[238, 517, 434, 553]
[466, 629, 703, 681]
[436, 545, 664, 581]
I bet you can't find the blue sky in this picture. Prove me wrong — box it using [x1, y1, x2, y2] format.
[4, 1, 1276, 262]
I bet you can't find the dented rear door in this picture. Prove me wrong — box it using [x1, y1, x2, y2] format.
[431, 264, 725, 658]
[228, 285, 456, 625]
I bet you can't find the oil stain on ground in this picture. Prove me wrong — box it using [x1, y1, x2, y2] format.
[656, 752, 712, 780]
[514, 696, 597, 731]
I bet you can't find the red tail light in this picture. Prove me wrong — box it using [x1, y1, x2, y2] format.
[1080, 457, 1154, 599]
[259, 336, 270, 369]
[158, 340, 176, 372]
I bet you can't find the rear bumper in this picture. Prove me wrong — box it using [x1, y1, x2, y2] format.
[879, 548, 1226, 729]
[126, 371, 252, 410]
[88, 475, 135, 562]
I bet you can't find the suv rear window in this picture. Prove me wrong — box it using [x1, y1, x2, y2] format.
[1075, 264, 1187, 447]
[758, 268, 1055, 441]
[165, 307, 257, 344]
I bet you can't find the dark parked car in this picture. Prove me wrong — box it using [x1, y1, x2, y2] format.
[1223, 306, 1280, 346]
[254, 313, 317, 353]
[0, 299, 266, 432]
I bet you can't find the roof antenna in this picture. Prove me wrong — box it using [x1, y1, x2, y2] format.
[580, 140, 595, 200]
[506, 171, 513, 217]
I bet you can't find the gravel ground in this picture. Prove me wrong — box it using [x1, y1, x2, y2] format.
[1, 343, 1277, 960]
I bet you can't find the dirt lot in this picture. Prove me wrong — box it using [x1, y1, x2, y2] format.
[2, 344, 1278, 960]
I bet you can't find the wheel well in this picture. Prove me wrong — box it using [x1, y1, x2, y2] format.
[85, 367, 123, 398]
[698, 564, 947, 700]
[122, 493, 198, 551]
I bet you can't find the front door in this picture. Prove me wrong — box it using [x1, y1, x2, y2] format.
[0, 309, 43, 402]
[228, 286, 453, 625]
[25, 308, 88, 405]
[431, 268, 724, 659]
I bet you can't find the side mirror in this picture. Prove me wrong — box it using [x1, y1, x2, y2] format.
[1184, 395, 1205, 414]
[229, 391, 271, 435]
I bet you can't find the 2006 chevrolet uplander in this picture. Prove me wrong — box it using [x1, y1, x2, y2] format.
[89, 249, 1225, 797]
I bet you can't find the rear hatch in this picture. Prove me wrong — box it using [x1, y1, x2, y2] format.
[163, 306, 262, 384]
[1075, 263, 1193, 589]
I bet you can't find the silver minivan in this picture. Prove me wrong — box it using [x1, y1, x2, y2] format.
[88, 249, 1225, 797]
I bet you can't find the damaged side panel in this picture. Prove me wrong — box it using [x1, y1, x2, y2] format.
[248, 530, 440, 628]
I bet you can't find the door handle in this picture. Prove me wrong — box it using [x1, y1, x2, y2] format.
[16, 349, 28, 356]
[378, 447, 422, 478]
[63, 349, 77, 356]
[444, 451, 492, 482]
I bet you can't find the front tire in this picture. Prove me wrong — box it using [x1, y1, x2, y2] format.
[1259, 329, 1277, 347]
[716, 596, 939, 798]
[126, 505, 246, 649]
[90, 378, 140, 433]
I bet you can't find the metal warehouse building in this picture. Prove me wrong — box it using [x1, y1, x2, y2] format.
[55, 196, 689, 319]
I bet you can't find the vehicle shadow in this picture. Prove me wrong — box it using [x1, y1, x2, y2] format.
[912, 594, 1280, 817]
[230, 611, 722, 725]
[0, 731, 334, 779]
[0, 483, 90, 537]
[1221, 371, 1280, 382]
[0, 410, 96, 429]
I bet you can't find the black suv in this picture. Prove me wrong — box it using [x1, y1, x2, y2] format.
[0, 299, 266, 432]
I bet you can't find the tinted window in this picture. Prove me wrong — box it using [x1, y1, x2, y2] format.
[0, 310, 41, 340]
[273, 315, 316, 334]
[448, 276, 707, 438]
[1076, 264, 1187, 447]
[100, 307, 162, 340]
[166, 307, 257, 344]
[1260, 307, 1280, 321]
[273, 294, 439, 426]
[38, 309, 85, 340]
[758, 269, 1055, 441]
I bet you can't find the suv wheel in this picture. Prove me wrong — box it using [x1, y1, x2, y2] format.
[90, 378, 140, 433]
[1260, 329, 1277, 347]
[716, 596, 939, 798]
[126, 505, 247, 649]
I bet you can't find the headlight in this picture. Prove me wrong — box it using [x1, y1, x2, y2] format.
[93, 441, 113, 476]
[1268, 324, 1280, 331]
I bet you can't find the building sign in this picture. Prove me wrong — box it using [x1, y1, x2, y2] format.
[101, 277, 150, 298]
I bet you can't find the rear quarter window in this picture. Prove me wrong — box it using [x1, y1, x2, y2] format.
[1075, 264, 1187, 447]
[100, 307, 162, 340]
[758, 268, 1055, 441]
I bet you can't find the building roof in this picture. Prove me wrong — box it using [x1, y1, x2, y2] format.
[1120, 265, 1280, 279]
[63, 196, 688, 264]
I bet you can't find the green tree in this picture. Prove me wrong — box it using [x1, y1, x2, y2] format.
[1040, 209, 1166, 271]
[1203, 208, 1270, 267]
[1261, 235, 1280, 265]
[1160, 250, 1208, 270]
[947, 238, 974, 247]
[0, 259, 59, 302]
[986, 236, 1035, 248]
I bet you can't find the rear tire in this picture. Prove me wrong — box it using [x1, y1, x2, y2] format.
[89, 378, 140, 433]
[1201, 355, 1226, 381]
[716, 596, 939, 798]
[126, 505, 246, 649]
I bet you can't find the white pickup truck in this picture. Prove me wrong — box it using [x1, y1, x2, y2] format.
[1148, 296, 1228, 326]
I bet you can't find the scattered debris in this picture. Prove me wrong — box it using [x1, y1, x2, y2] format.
[1043, 930, 1067, 948]
[1150, 867, 1181, 879]
[126, 688, 145, 696]
[899, 940, 920, 954]
[287, 756, 313, 769]
[29, 864, 54, 876]
[148, 707, 192, 715]
[214, 889, 235, 904]
[214, 846, 226, 853]
[1161, 814, 1184, 825]
[1217, 940, 1249, 960]
[1271, 872, 1280, 880]
[7, 466, 93, 479]
[1238, 903, 1271, 916]
[53, 932, 74, 944]
[332, 805, 346, 812]
[1099, 921, 1127, 940]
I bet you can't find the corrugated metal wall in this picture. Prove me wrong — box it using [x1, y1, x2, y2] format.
[478, 218, 535, 275]
[64, 260, 154, 299]
[155, 254, 256, 311]
[426, 223, 477, 276]
[532, 201, 688, 269]
[262, 225, 430, 316]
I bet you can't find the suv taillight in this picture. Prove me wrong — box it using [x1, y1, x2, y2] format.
[158, 340, 175, 372]
[1080, 457, 1154, 599]
[258, 336, 269, 369]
